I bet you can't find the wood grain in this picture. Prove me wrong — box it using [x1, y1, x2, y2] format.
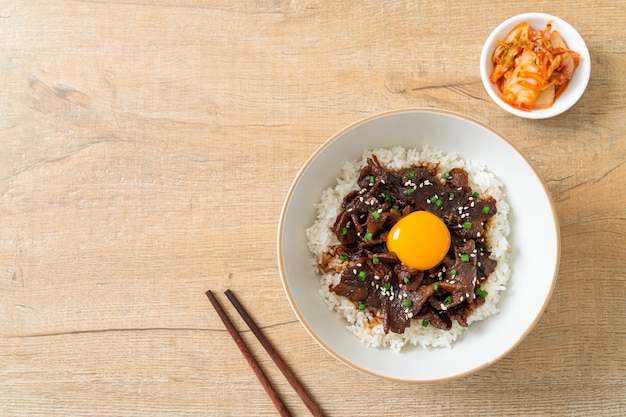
[1, 1, 624, 416]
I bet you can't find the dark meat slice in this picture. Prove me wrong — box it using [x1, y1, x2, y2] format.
[447, 295, 487, 327]
[332, 209, 357, 246]
[426, 239, 479, 314]
[368, 250, 400, 264]
[365, 155, 396, 187]
[394, 264, 424, 289]
[382, 297, 409, 334]
[449, 195, 498, 240]
[383, 284, 434, 334]
[365, 207, 400, 236]
[416, 305, 452, 330]
[451, 239, 479, 304]
[332, 268, 369, 302]
[477, 246, 498, 282]
[448, 168, 471, 192]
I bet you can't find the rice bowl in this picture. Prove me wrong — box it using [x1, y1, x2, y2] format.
[306, 145, 511, 352]
[278, 109, 560, 382]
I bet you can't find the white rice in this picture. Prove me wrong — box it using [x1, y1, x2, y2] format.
[305, 145, 511, 352]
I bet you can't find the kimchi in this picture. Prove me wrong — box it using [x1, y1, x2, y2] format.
[490, 21, 581, 111]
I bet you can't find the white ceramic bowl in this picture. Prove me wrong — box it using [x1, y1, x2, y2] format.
[480, 13, 591, 119]
[278, 109, 560, 382]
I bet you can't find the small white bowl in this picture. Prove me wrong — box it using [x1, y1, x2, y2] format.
[278, 109, 561, 382]
[480, 13, 591, 119]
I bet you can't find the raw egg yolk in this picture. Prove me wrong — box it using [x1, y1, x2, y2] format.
[386, 211, 451, 270]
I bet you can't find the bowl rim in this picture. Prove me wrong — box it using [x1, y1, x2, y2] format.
[479, 12, 591, 119]
[277, 108, 561, 382]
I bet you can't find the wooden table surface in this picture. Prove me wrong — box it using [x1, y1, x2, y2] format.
[1, 1, 624, 416]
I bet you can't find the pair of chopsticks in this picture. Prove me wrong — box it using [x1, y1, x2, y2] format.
[206, 289, 324, 417]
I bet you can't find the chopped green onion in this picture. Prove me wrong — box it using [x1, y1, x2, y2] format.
[371, 211, 381, 219]
[482, 206, 491, 214]
[384, 282, 391, 290]
[463, 221, 473, 230]
[369, 175, 375, 185]
[372, 257, 380, 265]
[407, 187, 415, 194]
[402, 298, 413, 307]
[392, 205, 399, 211]
[449, 193, 455, 200]
[384, 194, 391, 202]
[363, 232, 373, 241]
[460, 254, 470, 262]
[422, 320, 429, 327]
[358, 303, 366, 310]
[443, 172, 452, 180]
[475, 288, 488, 298]
[340, 227, 348, 235]
[339, 254, 348, 262]
[408, 171, 415, 179]
[435, 199, 443, 207]
[357, 271, 366, 280]
[472, 191, 479, 198]
[450, 269, 458, 276]
[404, 277, 410, 285]
[433, 283, 439, 291]
[443, 295, 452, 304]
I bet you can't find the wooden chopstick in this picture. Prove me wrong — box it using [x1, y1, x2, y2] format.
[205, 290, 292, 417]
[224, 289, 325, 417]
